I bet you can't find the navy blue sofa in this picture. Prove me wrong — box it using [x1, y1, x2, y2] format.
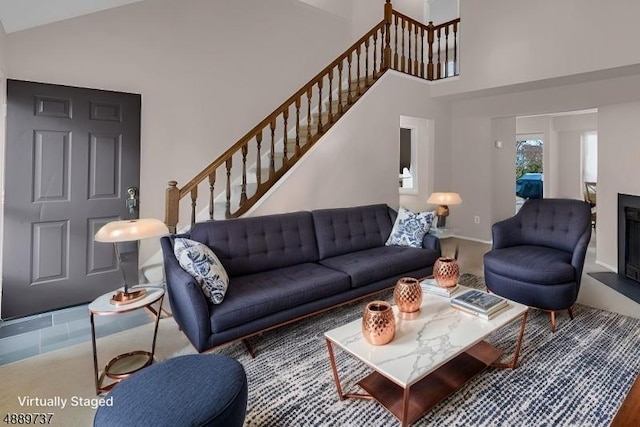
[483, 198, 592, 331]
[161, 204, 441, 353]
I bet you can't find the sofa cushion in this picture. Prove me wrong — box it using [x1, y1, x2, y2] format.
[209, 263, 350, 332]
[174, 238, 229, 304]
[484, 245, 575, 284]
[312, 204, 393, 259]
[188, 212, 319, 278]
[319, 246, 440, 288]
[385, 207, 434, 248]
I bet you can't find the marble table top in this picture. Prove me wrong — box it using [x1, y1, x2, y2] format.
[324, 286, 528, 388]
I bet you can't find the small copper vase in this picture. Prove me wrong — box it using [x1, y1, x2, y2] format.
[393, 277, 422, 319]
[434, 257, 460, 288]
[362, 301, 395, 345]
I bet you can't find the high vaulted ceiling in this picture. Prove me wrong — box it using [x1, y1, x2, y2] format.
[0, 0, 143, 33]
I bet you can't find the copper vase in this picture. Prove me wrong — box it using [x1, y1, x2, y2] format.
[362, 301, 395, 345]
[393, 277, 423, 319]
[434, 257, 460, 288]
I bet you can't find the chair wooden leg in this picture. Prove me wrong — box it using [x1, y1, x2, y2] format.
[549, 311, 557, 332]
[567, 307, 574, 320]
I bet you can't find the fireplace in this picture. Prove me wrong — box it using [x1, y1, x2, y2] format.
[588, 194, 640, 304]
[618, 194, 640, 284]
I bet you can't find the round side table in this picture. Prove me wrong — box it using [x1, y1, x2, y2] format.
[89, 286, 165, 395]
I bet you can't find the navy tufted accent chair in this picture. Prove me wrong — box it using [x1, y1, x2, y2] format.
[483, 198, 592, 331]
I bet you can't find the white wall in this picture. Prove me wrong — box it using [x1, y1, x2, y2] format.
[0, 23, 6, 318]
[433, 0, 640, 97]
[491, 117, 516, 223]
[5, 0, 351, 262]
[297, 0, 352, 21]
[450, 73, 640, 271]
[252, 71, 451, 215]
[598, 102, 640, 271]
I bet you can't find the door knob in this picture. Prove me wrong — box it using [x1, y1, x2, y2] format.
[126, 186, 138, 218]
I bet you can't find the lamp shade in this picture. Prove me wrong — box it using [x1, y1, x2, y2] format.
[427, 192, 462, 206]
[95, 218, 169, 243]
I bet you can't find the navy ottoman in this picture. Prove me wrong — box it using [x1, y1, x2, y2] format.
[94, 354, 248, 427]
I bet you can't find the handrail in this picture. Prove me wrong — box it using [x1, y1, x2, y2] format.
[165, 1, 461, 233]
[176, 20, 386, 200]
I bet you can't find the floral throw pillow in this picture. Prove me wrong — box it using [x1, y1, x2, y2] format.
[385, 207, 434, 248]
[173, 238, 229, 304]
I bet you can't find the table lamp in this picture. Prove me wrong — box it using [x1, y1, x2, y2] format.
[95, 218, 169, 305]
[427, 192, 462, 228]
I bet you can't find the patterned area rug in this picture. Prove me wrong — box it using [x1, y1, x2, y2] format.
[177, 274, 640, 426]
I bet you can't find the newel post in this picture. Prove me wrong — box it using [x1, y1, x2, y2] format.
[165, 180, 179, 234]
[383, 0, 393, 70]
[426, 21, 435, 80]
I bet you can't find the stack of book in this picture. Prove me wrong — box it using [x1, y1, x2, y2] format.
[450, 289, 508, 320]
[420, 278, 460, 297]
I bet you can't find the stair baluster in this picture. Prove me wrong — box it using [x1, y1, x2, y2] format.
[317, 80, 323, 134]
[453, 21, 458, 76]
[306, 87, 312, 146]
[347, 54, 353, 104]
[208, 172, 215, 220]
[282, 110, 289, 161]
[365, 38, 370, 87]
[225, 158, 232, 218]
[373, 31, 378, 78]
[338, 62, 344, 115]
[190, 187, 197, 227]
[295, 99, 301, 156]
[269, 120, 276, 178]
[427, 21, 434, 80]
[420, 26, 425, 78]
[256, 133, 262, 185]
[436, 26, 442, 80]
[356, 46, 361, 97]
[328, 69, 334, 124]
[240, 144, 248, 205]
[393, 14, 399, 69]
[413, 23, 419, 77]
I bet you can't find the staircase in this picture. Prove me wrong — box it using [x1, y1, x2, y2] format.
[164, 0, 460, 233]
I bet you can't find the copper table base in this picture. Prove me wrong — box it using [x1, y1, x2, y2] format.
[90, 288, 164, 395]
[326, 311, 528, 426]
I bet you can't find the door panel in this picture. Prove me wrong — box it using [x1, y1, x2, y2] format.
[2, 80, 141, 318]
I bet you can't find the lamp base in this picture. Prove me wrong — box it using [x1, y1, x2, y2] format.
[110, 289, 147, 306]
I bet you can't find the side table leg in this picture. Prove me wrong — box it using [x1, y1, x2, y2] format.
[492, 310, 529, 370]
[90, 313, 100, 395]
[149, 295, 164, 362]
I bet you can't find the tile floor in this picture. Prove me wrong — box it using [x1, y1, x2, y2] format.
[0, 295, 157, 366]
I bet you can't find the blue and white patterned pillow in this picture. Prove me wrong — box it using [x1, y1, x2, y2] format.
[173, 238, 229, 304]
[385, 207, 434, 248]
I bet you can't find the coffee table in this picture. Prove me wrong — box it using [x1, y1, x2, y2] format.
[324, 286, 528, 426]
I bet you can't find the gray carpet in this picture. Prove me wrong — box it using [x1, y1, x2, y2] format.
[188, 274, 640, 426]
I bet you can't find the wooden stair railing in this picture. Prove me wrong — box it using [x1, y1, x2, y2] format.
[165, 0, 460, 233]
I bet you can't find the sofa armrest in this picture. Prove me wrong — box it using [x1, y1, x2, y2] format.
[422, 233, 441, 254]
[161, 236, 212, 352]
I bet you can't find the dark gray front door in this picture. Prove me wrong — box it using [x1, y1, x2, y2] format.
[2, 80, 141, 318]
